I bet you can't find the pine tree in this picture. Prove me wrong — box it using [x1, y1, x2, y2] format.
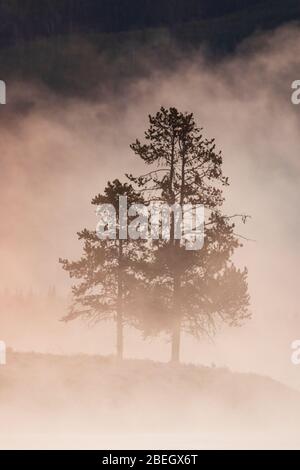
[59, 179, 145, 360]
[128, 107, 250, 362]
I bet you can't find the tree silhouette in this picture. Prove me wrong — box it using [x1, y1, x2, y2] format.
[128, 107, 250, 362]
[59, 179, 145, 359]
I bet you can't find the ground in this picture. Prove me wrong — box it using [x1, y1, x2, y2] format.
[0, 350, 300, 449]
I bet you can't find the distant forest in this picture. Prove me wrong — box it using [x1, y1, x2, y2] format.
[0, 0, 299, 95]
[0, 0, 299, 46]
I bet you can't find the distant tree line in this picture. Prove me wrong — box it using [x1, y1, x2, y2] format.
[0, 286, 60, 305]
[0, 0, 269, 45]
[0, 0, 299, 96]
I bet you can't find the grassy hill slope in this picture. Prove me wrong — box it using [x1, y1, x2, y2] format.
[0, 351, 300, 449]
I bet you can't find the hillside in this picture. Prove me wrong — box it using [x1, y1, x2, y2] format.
[0, 0, 298, 46]
[0, 0, 299, 95]
[1, 351, 300, 449]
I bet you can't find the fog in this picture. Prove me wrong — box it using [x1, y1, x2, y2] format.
[1, 23, 300, 401]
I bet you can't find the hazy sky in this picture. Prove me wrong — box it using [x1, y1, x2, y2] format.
[1, 24, 300, 388]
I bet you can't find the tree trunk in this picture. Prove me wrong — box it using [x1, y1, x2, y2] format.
[116, 306, 123, 360]
[171, 317, 181, 363]
[170, 140, 186, 363]
[117, 240, 124, 360]
[169, 138, 186, 364]
[171, 269, 181, 363]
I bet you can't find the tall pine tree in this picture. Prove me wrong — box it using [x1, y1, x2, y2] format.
[128, 107, 250, 362]
[60, 179, 145, 359]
